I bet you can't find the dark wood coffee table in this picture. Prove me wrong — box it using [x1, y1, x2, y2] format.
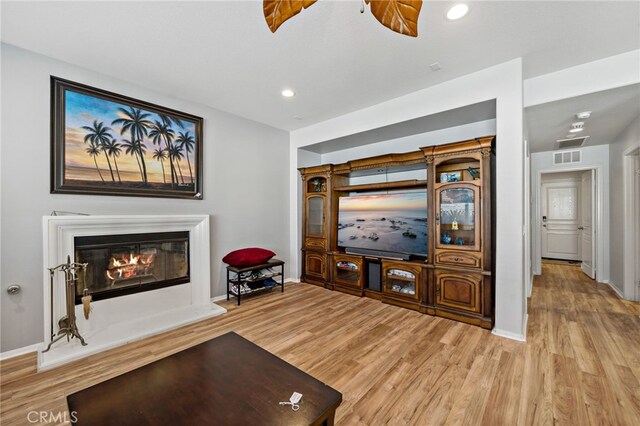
[67, 332, 342, 425]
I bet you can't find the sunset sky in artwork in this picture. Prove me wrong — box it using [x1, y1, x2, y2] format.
[64, 90, 197, 183]
[339, 192, 427, 211]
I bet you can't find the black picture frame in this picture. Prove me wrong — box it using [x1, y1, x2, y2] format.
[51, 76, 203, 199]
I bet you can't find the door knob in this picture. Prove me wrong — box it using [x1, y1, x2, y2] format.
[578, 226, 584, 230]
[7, 284, 21, 295]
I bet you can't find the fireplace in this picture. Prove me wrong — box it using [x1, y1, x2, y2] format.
[42, 215, 224, 370]
[74, 231, 190, 304]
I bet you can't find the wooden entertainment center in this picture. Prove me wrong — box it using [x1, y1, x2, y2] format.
[299, 136, 495, 329]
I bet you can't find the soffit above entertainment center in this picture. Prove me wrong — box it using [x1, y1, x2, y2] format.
[302, 100, 496, 155]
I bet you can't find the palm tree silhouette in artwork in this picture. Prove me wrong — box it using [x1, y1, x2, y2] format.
[152, 148, 168, 184]
[121, 138, 145, 181]
[168, 144, 186, 184]
[175, 131, 195, 184]
[85, 143, 105, 182]
[112, 107, 152, 184]
[149, 120, 178, 186]
[82, 120, 116, 182]
[159, 114, 184, 131]
[103, 139, 123, 183]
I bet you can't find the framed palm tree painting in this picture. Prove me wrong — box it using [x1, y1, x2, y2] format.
[51, 76, 203, 199]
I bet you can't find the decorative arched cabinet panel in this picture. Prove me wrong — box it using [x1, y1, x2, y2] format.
[305, 252, 327, 280]
[434, 271, 482, 314]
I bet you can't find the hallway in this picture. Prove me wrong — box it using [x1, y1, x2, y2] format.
[525, 262, 640, 424]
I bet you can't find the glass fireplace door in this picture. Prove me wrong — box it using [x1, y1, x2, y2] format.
[74, 231, 190, 303]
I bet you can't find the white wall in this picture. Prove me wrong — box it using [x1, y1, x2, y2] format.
[524, 50, 640, 107]
[609, 115, 640, 297]
[0, 44, 290, 352]
[541, 171, 584, 183]
[531, 145, 610, 286]
[290, 59, 526, 340]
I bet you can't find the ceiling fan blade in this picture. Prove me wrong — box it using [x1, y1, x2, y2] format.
[264, 0, 318, 33]
[366, 0, 422, 37]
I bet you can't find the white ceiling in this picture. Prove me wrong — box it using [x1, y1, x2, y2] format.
[1, 1, 639, 131]
[526, 84, 640, 153]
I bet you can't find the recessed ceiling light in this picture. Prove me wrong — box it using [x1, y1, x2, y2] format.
[281, 89, 295, 98]
[446, 4, 469, 20]
[569, 121, 585, 133]
[576, 111, 592, 119]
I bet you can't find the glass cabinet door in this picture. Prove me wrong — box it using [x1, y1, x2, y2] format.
[384, 267, 420, 300]
[437, 186, 479, 250]
[335, 260, 361, 287]
[306, 196, 325, 236]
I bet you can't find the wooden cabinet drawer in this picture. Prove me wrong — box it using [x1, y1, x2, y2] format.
[435, 250, 481, 268]
[305, 238, 327, 250]
[435, 270, 482, 314]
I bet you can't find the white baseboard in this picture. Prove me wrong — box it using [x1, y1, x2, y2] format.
[492, 325, 527, 342]
[528, 272, 535, 298]
[0, 342, 43, 361]
[602, 280, 624, 299]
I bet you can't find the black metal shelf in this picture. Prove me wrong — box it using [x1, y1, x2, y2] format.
[228, 272, 283, 284]
[226, 259, 285, 305]
[229, 284, 279, 297]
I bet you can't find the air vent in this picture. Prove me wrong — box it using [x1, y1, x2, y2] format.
[555, 136, 589, 150]
[553, 149, 581, 165]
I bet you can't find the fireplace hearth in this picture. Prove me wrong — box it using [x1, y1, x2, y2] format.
[74, 231, 190, 303]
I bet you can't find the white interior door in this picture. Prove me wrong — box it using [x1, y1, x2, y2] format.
[580, 170, 596, 279]
[541, 181, 581, 261]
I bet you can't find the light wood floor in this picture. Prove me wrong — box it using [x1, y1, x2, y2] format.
[2, 263, 640, 425]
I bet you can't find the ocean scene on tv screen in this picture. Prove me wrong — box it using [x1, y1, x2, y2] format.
[338, 192, 427, 256]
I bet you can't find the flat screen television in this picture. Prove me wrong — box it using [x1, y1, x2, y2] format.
[337, 190, 427, 258]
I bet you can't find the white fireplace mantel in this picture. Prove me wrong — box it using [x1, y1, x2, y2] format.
[40, 214, 225, 370]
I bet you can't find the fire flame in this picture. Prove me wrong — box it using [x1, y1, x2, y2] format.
[112, 253, 140, 268]
[106, 252, 155, 281]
